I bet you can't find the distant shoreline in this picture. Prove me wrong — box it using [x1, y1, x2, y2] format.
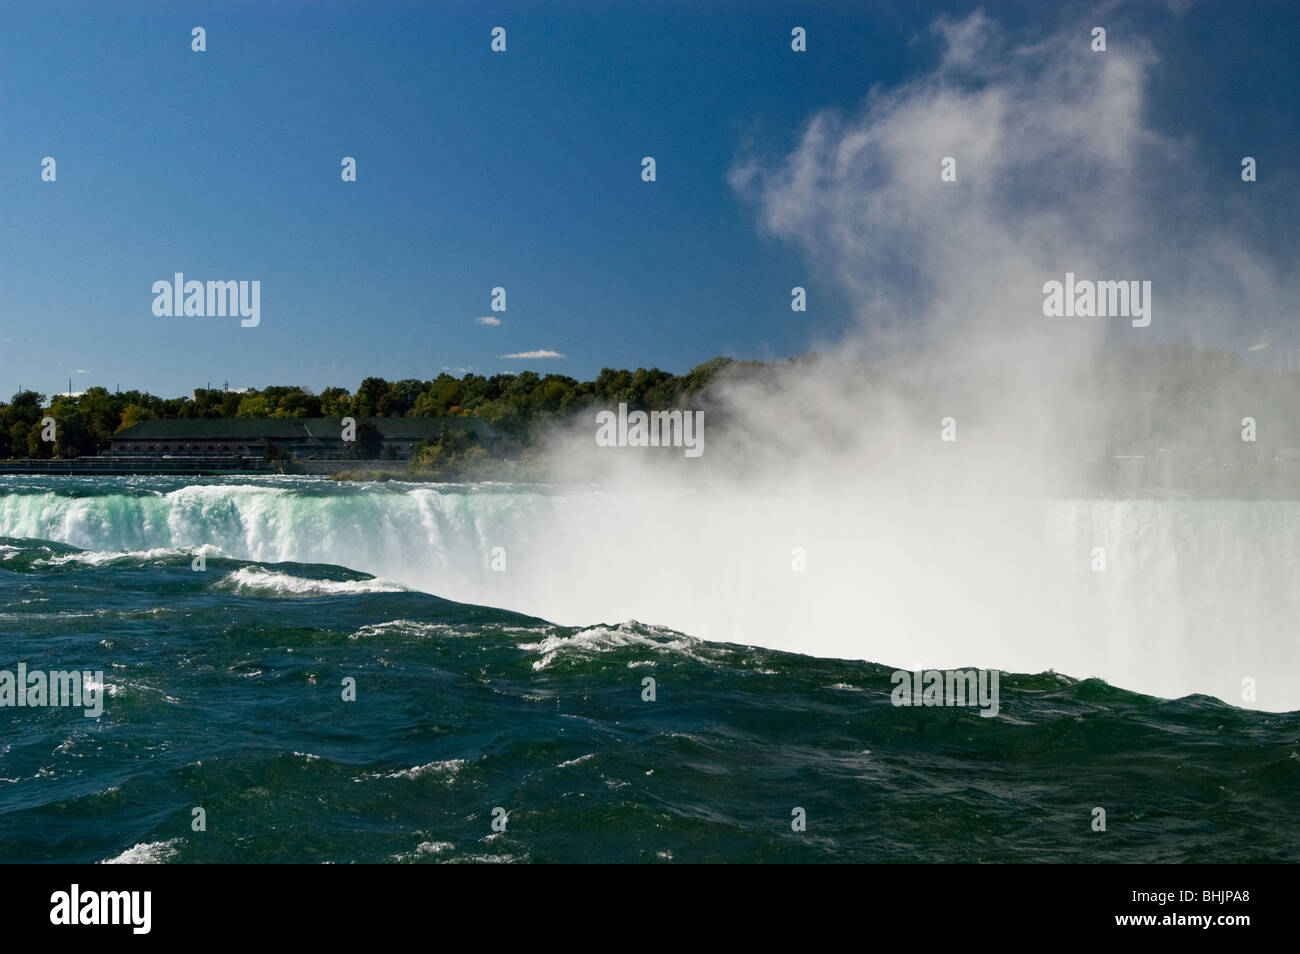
[0, 455, 544, 482]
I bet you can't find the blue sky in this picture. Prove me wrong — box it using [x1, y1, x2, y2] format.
[0, 0, 1296, 398]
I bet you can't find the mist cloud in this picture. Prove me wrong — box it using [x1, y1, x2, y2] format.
[730, 8, 1295, 354]
[523, 8, 1300, 709]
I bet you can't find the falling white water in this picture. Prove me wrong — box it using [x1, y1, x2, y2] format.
[2, 481, 1294, 712]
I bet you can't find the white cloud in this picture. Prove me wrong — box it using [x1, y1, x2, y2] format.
[475, 316, 501, 326]
[499, 350, 564, 359]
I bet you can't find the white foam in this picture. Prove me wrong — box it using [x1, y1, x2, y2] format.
[38, 546, 194, 567]
[216, 566, 405, 596]
[517, 623, 710, 671]
[100, 838, 181, 864]
[354, 759, 467, 782]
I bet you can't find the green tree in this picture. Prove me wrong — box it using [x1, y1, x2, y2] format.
[347, 420, 384, 459]
[118, 403, 154, 432]
[319, 387, 352, 417]
[235, 394, 272, 418]
[353, 378, 392, 418]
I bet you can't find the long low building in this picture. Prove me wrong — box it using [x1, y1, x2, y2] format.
[107, 417, 512, 460]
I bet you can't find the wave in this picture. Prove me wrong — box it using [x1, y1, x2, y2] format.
[354, 759, 468, 782]
[1, 477, 1297, 711]
[36, 545, 201, 567]
[215, 566, 407, 597]
[517, 622, 718, 671]
[99, 838, 182, 864]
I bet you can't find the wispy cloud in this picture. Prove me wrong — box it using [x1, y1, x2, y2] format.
[499, 350, 564, 359]
[475, 316, 501, 326]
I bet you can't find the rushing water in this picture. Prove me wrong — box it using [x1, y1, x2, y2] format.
[0, 476, 1296, 862]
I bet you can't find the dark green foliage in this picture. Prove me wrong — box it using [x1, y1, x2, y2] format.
[0, 359, 735, 459]
[347, 420, 385, 459]
[407, 424, 486, 478]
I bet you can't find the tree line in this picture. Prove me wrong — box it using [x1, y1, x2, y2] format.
[0, 357, 747, 459]
[6, 344, 1282, 462]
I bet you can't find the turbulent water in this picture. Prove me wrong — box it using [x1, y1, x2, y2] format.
[0, 476, 1297, 863]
